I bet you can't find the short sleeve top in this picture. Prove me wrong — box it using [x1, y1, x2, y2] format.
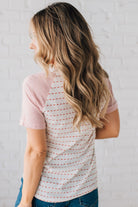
[19, 69, 118, 202]
[19, 72, 118, 129]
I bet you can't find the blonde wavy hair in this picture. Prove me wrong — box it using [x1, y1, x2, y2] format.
[29, 2, 113, 132]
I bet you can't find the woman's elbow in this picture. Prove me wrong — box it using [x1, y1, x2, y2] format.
[114, 114, 120, 137]
[115, 124, 120, 137]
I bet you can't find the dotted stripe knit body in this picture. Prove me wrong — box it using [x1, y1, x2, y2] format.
[34, 70, 98, 202]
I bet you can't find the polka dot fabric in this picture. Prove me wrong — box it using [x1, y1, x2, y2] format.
[19, 69, 118, 202]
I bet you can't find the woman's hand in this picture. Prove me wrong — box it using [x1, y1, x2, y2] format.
[18, 202, 32, 207]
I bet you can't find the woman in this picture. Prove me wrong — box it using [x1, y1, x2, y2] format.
[15, 2, 120, 207]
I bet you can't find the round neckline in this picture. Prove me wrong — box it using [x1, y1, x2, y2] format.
[41, 68, 61, 79]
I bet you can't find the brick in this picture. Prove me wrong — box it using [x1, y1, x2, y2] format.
[3, 34, 20, 46]
[0, 21, 9, 32]
[0, 11, 20, 21]
[9, 0, 25, 10]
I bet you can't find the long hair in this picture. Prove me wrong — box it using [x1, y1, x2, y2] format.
[30, 2, 112, 132]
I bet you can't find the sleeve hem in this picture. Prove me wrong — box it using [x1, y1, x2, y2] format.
[19, 120, 46, 129]
[105, 102, 118, 114]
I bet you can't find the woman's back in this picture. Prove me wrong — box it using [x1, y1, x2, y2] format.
[19, 68, 118, 202]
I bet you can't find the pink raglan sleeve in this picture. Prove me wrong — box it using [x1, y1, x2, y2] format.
[19, 76, 46, 129]
[105, 78, 118, 114]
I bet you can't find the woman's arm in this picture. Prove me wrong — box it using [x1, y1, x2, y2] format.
[95, 109, 120, 139]
[20, 148, 46, 206]
[19, 128, 47, 206]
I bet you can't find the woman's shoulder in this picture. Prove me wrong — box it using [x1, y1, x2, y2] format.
[22, 71, 56, 108]
[23, 70, 55, 88]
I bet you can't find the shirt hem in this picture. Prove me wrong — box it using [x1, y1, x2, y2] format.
[34, 185, 98, 203]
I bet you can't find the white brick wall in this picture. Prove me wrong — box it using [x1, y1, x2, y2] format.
[0, 0, 137, 206]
